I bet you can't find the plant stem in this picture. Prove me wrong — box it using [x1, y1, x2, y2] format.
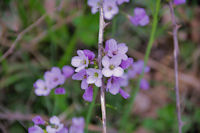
[169, 1, 182, 133]
[85, 87, 98, 133]
[98, 1, 106, 133]
[120, 0, 161, 131]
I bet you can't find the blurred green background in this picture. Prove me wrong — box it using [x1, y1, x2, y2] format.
[0, 0, 200, 133]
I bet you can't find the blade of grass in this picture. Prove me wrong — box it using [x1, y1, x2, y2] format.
[120, 0, 161, 131]
[58, 32, 77, 67]
[85, 87, 98, 133]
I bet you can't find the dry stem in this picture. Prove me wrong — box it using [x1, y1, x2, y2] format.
[97, 1, 106, 133]
[169, 1, 183, 133]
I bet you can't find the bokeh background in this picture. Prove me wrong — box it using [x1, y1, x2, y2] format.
[0, 0, 200, 133]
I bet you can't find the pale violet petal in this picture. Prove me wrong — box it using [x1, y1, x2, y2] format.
[109, 86, 120, 95]
[71, 56, 82, 67]
[102, 68, 113, 77]
[81, 79, 88, 90]
[95, 79, 102, 87]
[87, 76, 96, 84]
[75, 65, 85, 72]
[113, 67, 124, 77]
[102, 56, 110, 68]
[118, 43, 128, 54]
[110, 56, 121, 66]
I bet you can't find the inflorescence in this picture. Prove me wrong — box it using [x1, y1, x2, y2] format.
[29, 115, 84, 133]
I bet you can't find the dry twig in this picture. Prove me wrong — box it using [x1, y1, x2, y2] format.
[98, 1, 107, 133]
[169, 2, 183, 133]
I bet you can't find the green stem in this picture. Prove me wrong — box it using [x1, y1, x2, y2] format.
[120, 0, 161, 131]
[58, 32, 77, 67]
[85, 87, 98, 133]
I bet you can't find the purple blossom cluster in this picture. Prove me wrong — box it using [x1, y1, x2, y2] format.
[29, 115, 84, 133]
[71, 39, 134, 101]
[33, 66, 74, 96]
[88, 0, 130, 20]
[128, 8, 149, 27]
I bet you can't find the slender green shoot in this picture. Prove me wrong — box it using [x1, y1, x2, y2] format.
[85, 87, 98, 133]
[120, 0, 161, 131]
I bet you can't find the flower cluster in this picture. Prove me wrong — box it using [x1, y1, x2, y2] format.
[128, 7, 149, 27]
[88, 0, 130, 20]
[126, 60, 150, 90]
[71, 39, 132, 101]
[29, 115, 85, 133]
[34, 66, 74, 96]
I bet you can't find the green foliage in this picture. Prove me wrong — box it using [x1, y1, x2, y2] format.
[73, 14, 99, 46]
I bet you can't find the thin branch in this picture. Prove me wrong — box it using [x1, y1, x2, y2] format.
[98, 1, 106, 133]
[169, 1, 183, 133]
[0, 0, 64, 62]
[0, 15, 47, 62]
[128, 48, 200, 90]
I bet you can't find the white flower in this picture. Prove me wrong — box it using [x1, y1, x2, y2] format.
[71, 50, 89, 72]
[103, 0, 119, 20]
[46, 116, 64, 133]
[34, 79, 51, 96]
[102, 56, 124, 77]
[86, 68, 102, 87]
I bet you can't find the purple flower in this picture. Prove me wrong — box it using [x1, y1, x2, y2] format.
[103, 0, 119, 20]
[83, 49, 95, 61]
[46, 116, 64, 133]
[107, 76, 121, 95]
[32, 116, 45, 125]
[128, 60, 150, 78]
[119, 88, 130, 99]
[28, 125, 44, 133]
[71, 50, 89, 72]
[55, 88, 66, 95]
[34, 79, 51, 96]
[116, 0, 129, 5]
[102, 56, 124, 77]
[119, 74, 129, 87]
[129, 8, 149, 26]
[174, 0, 186, 5]
[120, 58, 133, 69]
[58, 128, 68, 133]
[72, 69, 88, 90]
[86, 68, 102, 87]
[83, 86, 93, 102]
[62, 66, 74, 78]
[69, 117, 85, 133]
[140, 78, 149, 90]
[88, 0, 101, 14]
[44, 67, 65, 89]
[105, 39, 128, 60]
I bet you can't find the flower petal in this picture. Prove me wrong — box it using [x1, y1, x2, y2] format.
[83, 86, 93, 102]
[72, 69, 86, 80]
[110, 56, 121, 66]
[71, 56, 82, 67]
[113, 67, 124, 77]
[62, 66, 74, 78]
[118, 43, 128, 54]
[87, 76, 96, 84]
[102, 56, 110, 68]
[102, 68, 113, 77]
[81, 79, 88, 90]
[95, 79, 102, 87]
[75, 65, 85, 72]
[119, 88, 130, 99]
